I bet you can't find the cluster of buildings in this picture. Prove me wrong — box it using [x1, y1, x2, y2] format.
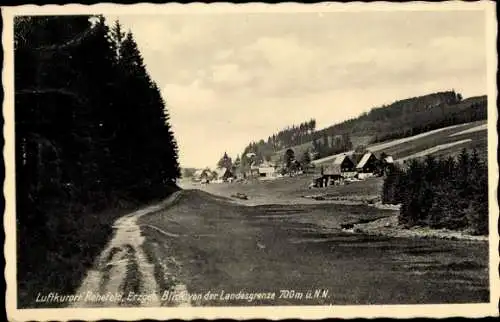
[191, 161, 284, 184]
[192, 167, 234, 183]
[247, 161, 284, 179]
[191, 150, 394, 187]
[192, 159, 296, 184]
[312, 151, 394, 187]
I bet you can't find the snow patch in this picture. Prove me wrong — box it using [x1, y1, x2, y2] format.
[450, 123, 487, 137]
[368, 123, 467, 152]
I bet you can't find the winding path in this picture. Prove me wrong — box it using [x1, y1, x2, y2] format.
[69, 191, 190, 307]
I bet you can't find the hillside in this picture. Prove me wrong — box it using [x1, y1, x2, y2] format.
[239, 91, 487, 166]
[311, 120, 488, 166]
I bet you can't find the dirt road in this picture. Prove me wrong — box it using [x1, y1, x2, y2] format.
[70, 191, 190, 307]
[71, 189, 489, 307]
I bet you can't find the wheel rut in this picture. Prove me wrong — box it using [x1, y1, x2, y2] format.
[69, 191, 191, 307]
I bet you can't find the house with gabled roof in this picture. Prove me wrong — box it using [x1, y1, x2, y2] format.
[356, 152, 378, 174]
[322, 154, 356, 185]
[334, 154, 355, 172]
[214, 167, 234, 182]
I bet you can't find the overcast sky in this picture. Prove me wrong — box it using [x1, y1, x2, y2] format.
[106, 10, 487, 169]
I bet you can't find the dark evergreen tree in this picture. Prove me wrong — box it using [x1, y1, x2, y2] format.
[111, 30, 180, 200]
[466, 149, 488, 234]
[382, 150, 488, 234]
[300, 150, 311, 168]
[217, 152, 233, 169]
[285, 148, 295, 171]
[15, 16, 182, 306]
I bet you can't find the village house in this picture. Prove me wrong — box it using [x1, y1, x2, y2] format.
[323, 164, 342, 185]
[193, 168, 212, 182]
[258, 161, 276, 178]
[335, 154, 356, 175]
[214, 167, 234, 182]
[356, 152, 378, 179]
[322, 154, 355, 185]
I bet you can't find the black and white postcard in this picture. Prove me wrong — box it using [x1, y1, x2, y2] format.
[3, 2, 499, 320]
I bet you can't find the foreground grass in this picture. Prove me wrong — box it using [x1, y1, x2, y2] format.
[139, 190, 489, 305]
[352, 215, 489, 242]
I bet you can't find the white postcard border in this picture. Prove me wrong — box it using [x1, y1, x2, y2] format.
[3, 2, 498, 320]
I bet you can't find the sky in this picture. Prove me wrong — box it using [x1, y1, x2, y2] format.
[105, 9, 487, 169]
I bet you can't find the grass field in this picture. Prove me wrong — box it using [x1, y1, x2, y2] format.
[180, 175, 384, 206]
[138, 189, 489, 306]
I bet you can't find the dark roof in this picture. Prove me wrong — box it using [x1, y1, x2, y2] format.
[333, 154, 353, 165]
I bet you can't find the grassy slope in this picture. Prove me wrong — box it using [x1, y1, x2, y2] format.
[310, 120, 487, 166]
[371, 121, 487, 160]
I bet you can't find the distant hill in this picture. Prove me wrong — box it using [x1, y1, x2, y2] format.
[239, 91, 487, 167]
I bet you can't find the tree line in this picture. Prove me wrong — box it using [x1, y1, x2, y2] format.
[266, 119, 317, 150]
[382, 149, 488, 235]
[371, 97, 487, 143]
[311, 132, 353, 160]
[240, 119, 316, 164]
[300, 91, 467, 141]
[15, 15, 180, 305]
